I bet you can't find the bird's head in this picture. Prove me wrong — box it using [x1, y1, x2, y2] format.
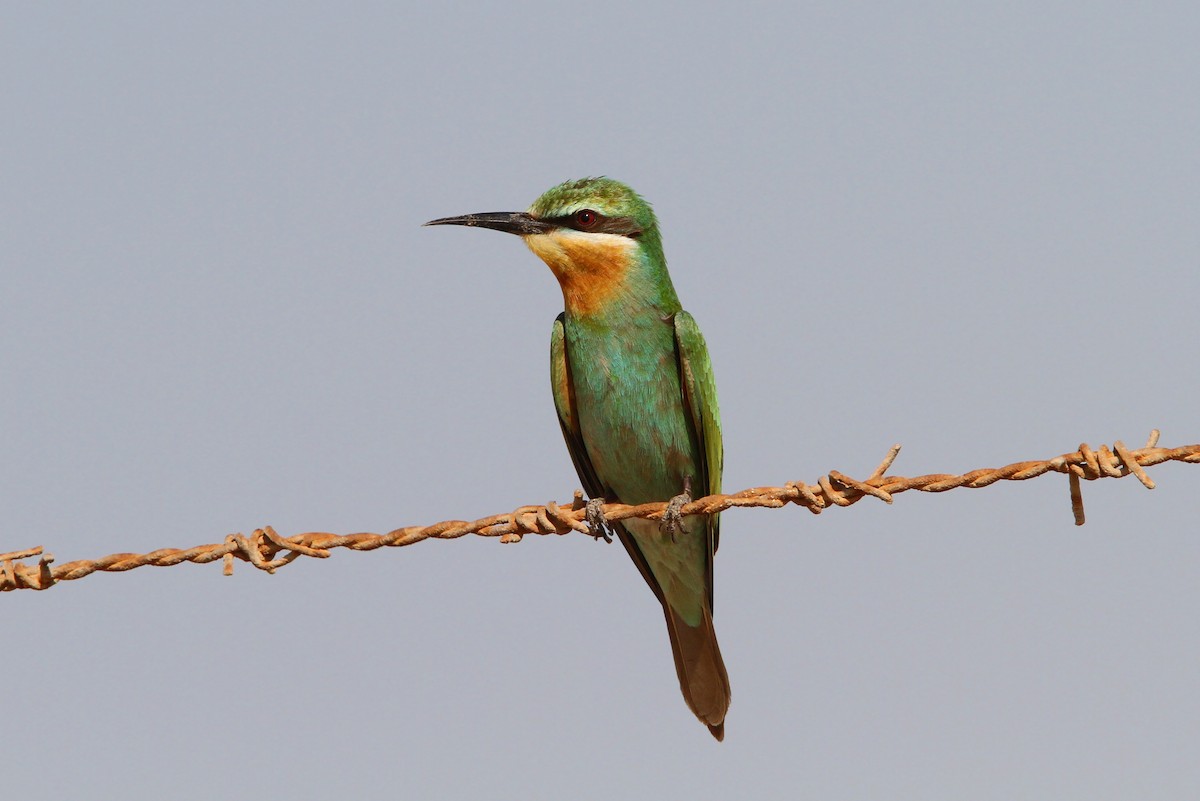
[426, 177, 674, 317]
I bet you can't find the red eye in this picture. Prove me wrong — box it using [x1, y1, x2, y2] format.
[574, 209, 599, 229]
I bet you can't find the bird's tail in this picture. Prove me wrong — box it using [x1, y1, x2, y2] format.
[663, 603, 731, 741]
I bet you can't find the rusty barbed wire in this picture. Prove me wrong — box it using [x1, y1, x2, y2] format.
[3, 431, 1197, 593]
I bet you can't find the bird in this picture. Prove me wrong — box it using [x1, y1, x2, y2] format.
[425, 177, 730, 740]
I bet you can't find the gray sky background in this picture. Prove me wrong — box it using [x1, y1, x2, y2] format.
[4, 3, 1198, 799]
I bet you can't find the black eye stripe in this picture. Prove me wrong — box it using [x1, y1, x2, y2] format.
[543, 213, 644, 238]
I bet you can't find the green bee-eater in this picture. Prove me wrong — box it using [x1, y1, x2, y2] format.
[426, 177, 730, 740]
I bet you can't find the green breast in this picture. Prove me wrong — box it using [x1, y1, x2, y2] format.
[565, 311, 709, 624]
[565, 313, 698, 501]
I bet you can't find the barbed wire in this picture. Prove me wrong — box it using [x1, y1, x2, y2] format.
[3, 431, 1197, 593]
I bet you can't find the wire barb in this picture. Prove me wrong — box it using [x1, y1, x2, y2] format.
[2, 432, 1197, 592]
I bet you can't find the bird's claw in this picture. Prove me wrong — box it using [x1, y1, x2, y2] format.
[584, 497, 613, 543]
[660, 477, 693, 543]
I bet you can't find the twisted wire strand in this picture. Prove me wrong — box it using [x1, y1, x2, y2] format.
[3, 431, 1197, 592]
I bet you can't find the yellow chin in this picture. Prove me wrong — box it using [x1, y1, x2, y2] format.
[524, 229, 637, 317]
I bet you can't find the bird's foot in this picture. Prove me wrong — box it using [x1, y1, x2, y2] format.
[660, 476, 693, 543]
[584, 497, 613, 543]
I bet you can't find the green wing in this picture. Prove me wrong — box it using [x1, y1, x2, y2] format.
[550, 313, 604, 500]
[673, 311, 723, 558]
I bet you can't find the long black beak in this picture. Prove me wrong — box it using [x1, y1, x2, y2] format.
[423, 211, 555, 236]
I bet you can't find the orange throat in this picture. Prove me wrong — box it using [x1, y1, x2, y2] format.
[524, 230, 637, 317]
